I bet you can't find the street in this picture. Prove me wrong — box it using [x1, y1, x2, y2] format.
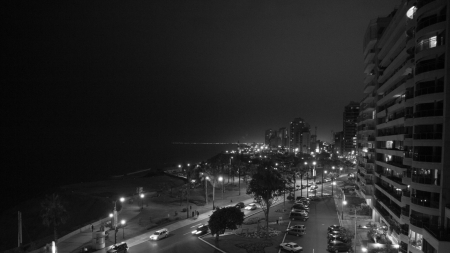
[129, 181, 340, 253]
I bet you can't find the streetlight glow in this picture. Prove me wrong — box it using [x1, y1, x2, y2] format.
[140, 194, 144, 198]
[218, 176, 223, 181]
[119, 197, 125, 202]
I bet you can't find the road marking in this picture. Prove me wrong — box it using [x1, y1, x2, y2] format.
[198, 234, 226, 253]
[278, 220, 291, 253]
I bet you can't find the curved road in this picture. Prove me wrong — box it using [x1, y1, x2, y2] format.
[130, 181, 341, 253]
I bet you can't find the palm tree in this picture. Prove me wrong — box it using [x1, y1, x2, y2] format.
[40, 193, 68, 242]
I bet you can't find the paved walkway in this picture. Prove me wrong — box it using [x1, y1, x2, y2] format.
[57, 178, 254, 253]
[334, 189, 374, 253]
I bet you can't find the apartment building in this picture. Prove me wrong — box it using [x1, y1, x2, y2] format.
[356, 1, 450, 253]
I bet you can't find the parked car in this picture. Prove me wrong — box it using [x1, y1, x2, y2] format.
[296, 197, 310, 202]
[149, 228, 169, 240]
[324, 178, 332, 183]
[286, 225, 306, 236]
[327, 240, 351, 252]
[235, 202, 245, 208]
[328, 236, 349, 244]
[292, 204, 309, 211]
[316, 181, 322, 184]
[279, 242, 303, 252]
[191, 224, 209, 235]
[245, 203, 257, 210]
[328, 225, 343, 232]
[328, 230, 345, 239]
[294, 201, 309, 206]
[291, 209, 308, 216]
[107, 242, 128, 253]
[289, 211, 309, 221]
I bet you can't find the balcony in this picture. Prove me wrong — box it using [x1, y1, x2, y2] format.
[416, 14, 447, 32]
[375, 182, 402, 202]
[412, 154, 441, 163]
[417, 0, 436, 9]
[415, 59, 445, 76]
[412, 175, 440, 186]
[423, 224, 450, 241]
[401, 207, 410, 217]
[413, 132, 442, 140]
[415, 81, 444, 98]
[411, 196, 439, 209]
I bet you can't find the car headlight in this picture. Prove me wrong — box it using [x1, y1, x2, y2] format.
[191, 231, 196, 234]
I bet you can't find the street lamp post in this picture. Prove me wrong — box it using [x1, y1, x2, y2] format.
[305, 162, 309, 198]
[322, 170, 327, 197]
[332, 181, 335, 197]
[112, 197, 124, 245]
[342, 200, 347, 220]
[219, 176, 223, 199]
[312, 161, 317, 183]
[120, 220, 126, 239]
[140, 194, 144, 209]
[205, 176, 208, 205]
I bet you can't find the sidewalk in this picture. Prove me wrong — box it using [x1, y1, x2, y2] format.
[57, 180, 253, 253]
[334, 190, 372, 253]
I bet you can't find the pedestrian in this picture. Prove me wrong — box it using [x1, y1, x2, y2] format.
[276, 219, 279, 225]
[196, 210, 199, 217]
[230, 199, 232, 203]
[91, 224, 94, 232]
[190, 205, 192, 210]
[192, 211, 194, 218]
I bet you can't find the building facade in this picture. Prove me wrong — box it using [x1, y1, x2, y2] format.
[356, 1, 450, 253]
[343, 101, 360, 155]
[289, 117, 311, 153]
[278, 127, 289, 148]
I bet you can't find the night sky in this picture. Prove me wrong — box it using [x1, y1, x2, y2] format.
[2, 0, 399, 203]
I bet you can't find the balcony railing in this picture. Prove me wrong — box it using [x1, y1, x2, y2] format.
[417, 0, 436, 9]
[376, 193, 401, 217]
[415, 82, 444, 97]
[415, 59, 445, 75]
[410, 217, 424, 228]
[401, 207, 410, 217]
[413, 132, 442, 140]
[423, 224, 450, 241]
[414, 109, 443, 118]
[402, 190, 410, 197]
[417, 14, 447, 32]
[411, 175, 440, 186]
[412, 154, 441, 163]
[411, 196, 439, 209]
[376, 182, 402, 201]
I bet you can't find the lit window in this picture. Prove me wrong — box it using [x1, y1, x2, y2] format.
[406, 6, 417, 19]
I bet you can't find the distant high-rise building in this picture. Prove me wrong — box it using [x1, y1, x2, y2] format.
[265, 129, 277, 146]
[356, 2, 450, 252]
[333, 131, 344, 155]
[278, 127, 288, 148]
[289, 118, 310, 153]
[343, 102, 359, 155]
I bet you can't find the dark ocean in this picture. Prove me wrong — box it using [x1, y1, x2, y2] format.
[6, 143, 237, 208]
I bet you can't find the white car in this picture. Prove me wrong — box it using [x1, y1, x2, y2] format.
[324, 178, 331, 182]
[245, 203, 257, 210]
[279, 242, 303, 252]
[149, 228, 169, 240]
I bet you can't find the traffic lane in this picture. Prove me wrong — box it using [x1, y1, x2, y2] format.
[129, 218, 214, 253]
[130, 207, 260, 253]
[284, 197, 339, 253]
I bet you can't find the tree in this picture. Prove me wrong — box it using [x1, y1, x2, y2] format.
[246, 165, 284, 235]
[40, 193, 68, 242]
[208, 206, 244, 241]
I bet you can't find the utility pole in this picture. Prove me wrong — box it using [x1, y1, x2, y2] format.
[186, 164, 190, 218]
[18, 211, 22, 247]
